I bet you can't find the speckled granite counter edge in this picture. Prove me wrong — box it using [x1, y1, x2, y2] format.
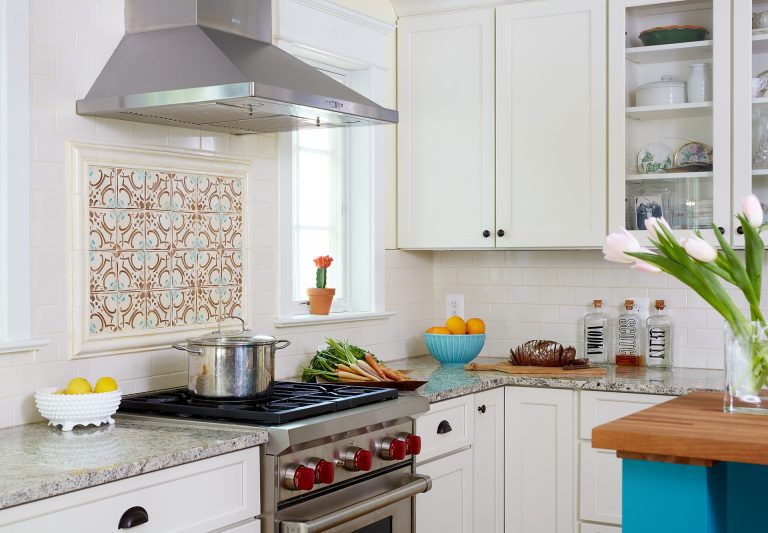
[0, 427, 267, 511]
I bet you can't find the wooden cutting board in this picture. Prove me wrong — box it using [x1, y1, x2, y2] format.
[464, 361, 607, 378]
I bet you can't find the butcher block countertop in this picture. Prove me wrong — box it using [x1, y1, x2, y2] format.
[592, 391, 768, 466]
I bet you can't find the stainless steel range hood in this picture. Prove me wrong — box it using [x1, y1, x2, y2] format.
[76, 0, 398, 134]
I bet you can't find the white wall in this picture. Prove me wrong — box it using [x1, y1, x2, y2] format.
[0, 0, 430, 428]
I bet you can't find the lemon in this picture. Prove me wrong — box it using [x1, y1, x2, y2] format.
[445, 316, 467, 335]
[426, 326, 452, 334]
[64, 377, 92, 395]
[466, 318, 486, 335]
[94, 376, 119, 393]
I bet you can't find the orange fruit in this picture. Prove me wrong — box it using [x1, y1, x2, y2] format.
[426, 326, 451, 334]
[466, 318, 486, 334]
[445, 316, 467, 335]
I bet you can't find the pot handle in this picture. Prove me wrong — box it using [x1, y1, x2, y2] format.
[213, 315, 246, 334]
[172, 344, 202, 354]
[275, 340, 291, 350]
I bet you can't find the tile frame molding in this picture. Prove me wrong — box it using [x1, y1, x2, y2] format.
[68, 142, 252, 359]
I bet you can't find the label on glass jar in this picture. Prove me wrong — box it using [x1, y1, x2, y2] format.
[617, 318, 638, 355]
[648, 327, 666, 359]
[585, 325, 605, 357]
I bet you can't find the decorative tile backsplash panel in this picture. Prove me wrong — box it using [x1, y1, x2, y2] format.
[87, 166, 244, 336]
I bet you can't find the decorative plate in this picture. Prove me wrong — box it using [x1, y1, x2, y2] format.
[674, 142, 713, 167]
[637, 142, 673, 173]
[639, 25, 709, 46]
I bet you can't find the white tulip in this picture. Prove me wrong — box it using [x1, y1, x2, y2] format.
[741, 194, 764, 229]
[682, 236, 717, 263]
[603, 228, 642, 264]
[645, 217, 672, 242]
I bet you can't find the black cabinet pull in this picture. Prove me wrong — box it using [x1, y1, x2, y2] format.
[436, 420, 452, 434]
[482, 230, 491, 238]
[477, 405, 486, 414]
[118, 506, 149, 529]
[497, 229, 505, 237]
[718, 226, 725, 235]
[737, 226, 744, 235]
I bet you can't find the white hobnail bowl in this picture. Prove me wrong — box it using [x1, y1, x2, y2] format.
[34, 387, 122, 432]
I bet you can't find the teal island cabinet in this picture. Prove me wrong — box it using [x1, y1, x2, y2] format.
[592, 392, 768, 533]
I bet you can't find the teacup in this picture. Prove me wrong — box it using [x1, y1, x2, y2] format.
[752, 77, 768, 98]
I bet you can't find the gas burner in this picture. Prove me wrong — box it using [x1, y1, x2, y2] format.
[119, 381, 398, 425]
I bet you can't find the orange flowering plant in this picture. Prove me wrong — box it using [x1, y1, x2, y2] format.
[314, 255, 333, 289]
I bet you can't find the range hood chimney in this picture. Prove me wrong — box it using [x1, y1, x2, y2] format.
[76, 0, 398, 134]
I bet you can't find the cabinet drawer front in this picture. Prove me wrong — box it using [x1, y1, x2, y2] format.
[0, 448, 260, 533]
[580, 391, 674, 440]
[415, 448, 474, 533]
[415, 395, 474, 462]
[579, 442, 622, 525]
[580, 523, 621, 533]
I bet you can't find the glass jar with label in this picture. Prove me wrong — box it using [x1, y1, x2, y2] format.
[616, 299, 644, 366]
[646, 300, 673, 368]
[584, 299, 608, 363]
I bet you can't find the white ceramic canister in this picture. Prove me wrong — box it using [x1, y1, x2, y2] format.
[636, 75, 687, 106]
[687, 63, 712, 103]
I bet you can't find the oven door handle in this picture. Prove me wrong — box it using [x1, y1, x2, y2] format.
[280, 474, 432, 533]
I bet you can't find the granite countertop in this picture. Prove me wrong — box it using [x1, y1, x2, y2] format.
[0, 417, 267, 510]
[395, 355, 725, 403]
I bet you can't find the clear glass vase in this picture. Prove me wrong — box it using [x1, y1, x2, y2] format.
[724, 321, 768, 414]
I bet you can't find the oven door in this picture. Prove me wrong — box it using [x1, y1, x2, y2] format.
[277, 468, 431, 533]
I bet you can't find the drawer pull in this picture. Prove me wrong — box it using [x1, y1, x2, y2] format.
[436, 420, 452, 434]
[118, 506, 149, 529]
[478, 405, 486, 414]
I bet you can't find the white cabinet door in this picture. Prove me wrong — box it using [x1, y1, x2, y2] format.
[505, 387, 576, 533]
[495, 0, 606, 248]
[397, 9, 495, 249]
[415, 448, 474, 533]
[579, 442, 622, 525]
[473, 388, 504, 533]
[580, 523, 621, 533]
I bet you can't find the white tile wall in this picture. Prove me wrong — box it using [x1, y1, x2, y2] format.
[433, 249, 747, 370]
[0, 0, 432, 428]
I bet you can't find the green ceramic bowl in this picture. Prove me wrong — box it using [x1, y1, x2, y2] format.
[639, 26, 709, 46]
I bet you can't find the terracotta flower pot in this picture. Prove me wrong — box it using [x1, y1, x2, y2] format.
[307, 288, 336, 315]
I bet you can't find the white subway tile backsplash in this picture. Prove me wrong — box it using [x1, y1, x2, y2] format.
[556, 268, 593, 287]
[522, 268, 556, 285]
[505, 286, 540, 304]
[523, 305, 559, 323]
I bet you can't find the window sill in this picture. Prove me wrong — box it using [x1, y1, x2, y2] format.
[0, 338, 50, 355]
[273, 311, 395, 328]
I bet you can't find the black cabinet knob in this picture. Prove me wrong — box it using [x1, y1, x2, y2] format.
[737, 226, 744, 235]
[437, 420, 453, 434]
[478, 405, 486, 414]
[118, 506, 149, 529]
[482, 230, 491, 238]
[718, 226, 725, 235]
[497, 229, 505, 237]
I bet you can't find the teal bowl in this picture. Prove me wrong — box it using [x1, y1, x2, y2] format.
[424, 333, 485, 365]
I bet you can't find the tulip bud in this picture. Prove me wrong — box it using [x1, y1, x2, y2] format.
[631, 260, 662, 275]
[603, 228, 642, 264]
[682, 236, 717, 263]
[645, 217, 673, 242]
[741, 194, 764, 229]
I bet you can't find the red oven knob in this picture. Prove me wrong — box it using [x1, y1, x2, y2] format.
[380, 437, 407, 461]
[342, 446, 372, 471]
[283, 464, 315, 491]
[398, 433, 422, 456]
[307, 458, 335, 484]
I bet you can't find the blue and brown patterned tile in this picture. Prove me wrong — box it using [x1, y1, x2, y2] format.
[195, 287, 221, 324]
[89, 292, 120, 335]
[145, 171, 172, 210]
[219, 177, 243, 213]
[220, 250, 243, 286]
[145, 210, 173, 250]
[171, 249, 197, 289]
[88, 208, 117, 251]
[89, 251, 118, 293]
[220, 213, 242, 249]
[197, 213, 221, 249]
[172, 211, 199, 249]
[145, 250, 172, 290]
[116, 251, 146, 292]
[171, 288, 197, 326]
[116, 168, 146, 209]
[145, 290, 173, 329]
[197, 174, 220, 212]
[119, 291, 146, 331]
[171, 173, 197, 212]
[88, 166, 116, 208]
[196, 250, 221, 287]
[220, 285, 243, 320]
[116, 209, 146, 250]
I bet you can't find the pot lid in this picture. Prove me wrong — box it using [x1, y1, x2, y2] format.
[187, 317, 278, 346]
[638, 75, 686, 90]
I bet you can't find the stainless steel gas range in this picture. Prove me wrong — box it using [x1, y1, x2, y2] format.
[119, 382, 431, 533]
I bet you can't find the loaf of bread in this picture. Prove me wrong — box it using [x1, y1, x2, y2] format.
[509, 340, 583, 367]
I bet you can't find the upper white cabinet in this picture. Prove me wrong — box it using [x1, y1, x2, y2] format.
[397, 9, 496, 249]
[495, 0, 607, 248]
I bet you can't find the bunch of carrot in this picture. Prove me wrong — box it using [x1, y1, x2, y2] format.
[301, 338, 409, 383]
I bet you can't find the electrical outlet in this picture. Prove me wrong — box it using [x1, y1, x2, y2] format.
[445, 294, 464, 319]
